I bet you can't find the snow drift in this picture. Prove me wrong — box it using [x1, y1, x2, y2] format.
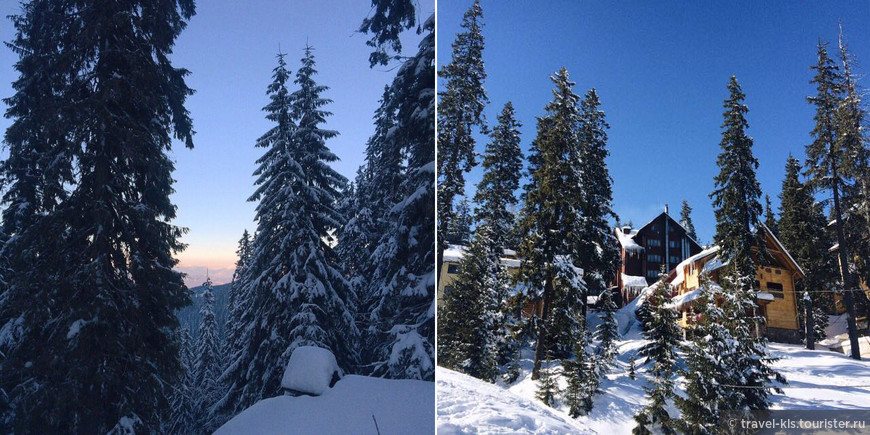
[216, 375, 434, 435]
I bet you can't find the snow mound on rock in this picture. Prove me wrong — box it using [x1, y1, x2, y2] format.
[216, 375, 434, 435]
[281, 346, 340, 396]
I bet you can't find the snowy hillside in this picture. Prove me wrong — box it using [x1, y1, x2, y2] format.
[215, 375, 434, 434]
[437, 300, 870, 433]
[437, 367, 589, 434]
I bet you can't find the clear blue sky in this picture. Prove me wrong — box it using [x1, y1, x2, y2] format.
[438, 1, 870, 247]
[0, 0, 434, 286]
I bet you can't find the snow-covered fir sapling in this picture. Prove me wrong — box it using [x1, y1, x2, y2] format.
[633, 266, 679, 434]
[628, 357, 637, 380]
[535, 351, 561, 407]
[437, 223, 501, 382]
[593, 287, 619, 372]
[563, 336, 592, 417]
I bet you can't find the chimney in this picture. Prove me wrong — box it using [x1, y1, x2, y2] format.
[664, 204, 669, 215]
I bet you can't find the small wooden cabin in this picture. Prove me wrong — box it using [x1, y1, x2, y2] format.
[669, 224, 805, 344]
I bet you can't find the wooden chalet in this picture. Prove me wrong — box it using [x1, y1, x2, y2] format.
[614, 206, 703, 306]
[668, 223, 805, 344]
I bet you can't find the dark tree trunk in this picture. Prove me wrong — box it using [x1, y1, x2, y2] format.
[532, 270, 554, 380]
[832, 164, 861, 360]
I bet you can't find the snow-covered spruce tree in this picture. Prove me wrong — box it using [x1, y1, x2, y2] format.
[679, 200, 698, 242]
[593, 287, 619, 372]
[709, 76, 784, 410]
[563, 334, 594, 417]
[535, 351, 561, 407]
[437, 0, 488, 277]
[634, 267, 679, 434]
[194, 278, 223, 433]
[359, 0, 418, 67]
[437, 224, 502, 381]
[220, 48, 359, 415]
[225, 230, 253, 360]
[637, 267, 680, 367]
[167, 328, 196, 434]
[0, 1, 195, 432]
[835, 31, 870, 328]
[518, 68, 587, 378]
[778, 155, 835, 341]
[574, 88, 621, 312]
[764, 195, 779, 235]
[806, 41, 864, 359]
[446, 196, 473, 245]
[675, 275, 740, 434]
[475, 101, 523, 366]
[338, 87, 401, 335]
[365, 15, 435, 380]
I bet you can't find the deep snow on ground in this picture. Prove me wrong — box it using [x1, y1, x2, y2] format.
[436, 297, 870, 434]
[216, 375, 434, 435]
[437, 367, 590, 434]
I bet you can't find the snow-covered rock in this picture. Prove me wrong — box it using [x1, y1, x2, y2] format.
[281, 346, 341, 396]
[216, 375, 434, 435]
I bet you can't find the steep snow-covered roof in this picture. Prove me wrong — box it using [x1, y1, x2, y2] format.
[615, 227, 643, 253]
[759, 221, 805, 277]
[442, 245, 522, 269]
[669, 246, 720, 287]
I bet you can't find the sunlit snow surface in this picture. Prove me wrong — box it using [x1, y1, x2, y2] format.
[216, 375, 434, 435]
[437, 302, 870, 434]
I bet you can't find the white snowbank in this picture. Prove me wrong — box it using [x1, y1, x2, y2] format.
[281, 346, 340, 396]
[436, 367, 588, 434]
[217, 375, 434, 435]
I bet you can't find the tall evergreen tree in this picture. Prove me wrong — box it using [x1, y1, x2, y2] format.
[225, 230, 253, 358]
[764, 194, 779, 235]
[437, 0, 488, 278]
[475, 102, 523, 250]
[220, 48, 359, 415]
[167, 328, 196, 434]
[805, 40, 863, 359]
[710, 76, 767, 277]
[518, 68, 587, 378]
[365, 14, 436, 381]
[679, 200, 698, 242]
[338, 87, 401, 336]
[194, 278, 223, 433]
[574, 89, 621, 302]
[778, 155, 835, 340]
[709, 76, 784, 411]
[835, 30, 870, 328]
[475, 101, 524, 364]
[0, 1, 196, 431]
